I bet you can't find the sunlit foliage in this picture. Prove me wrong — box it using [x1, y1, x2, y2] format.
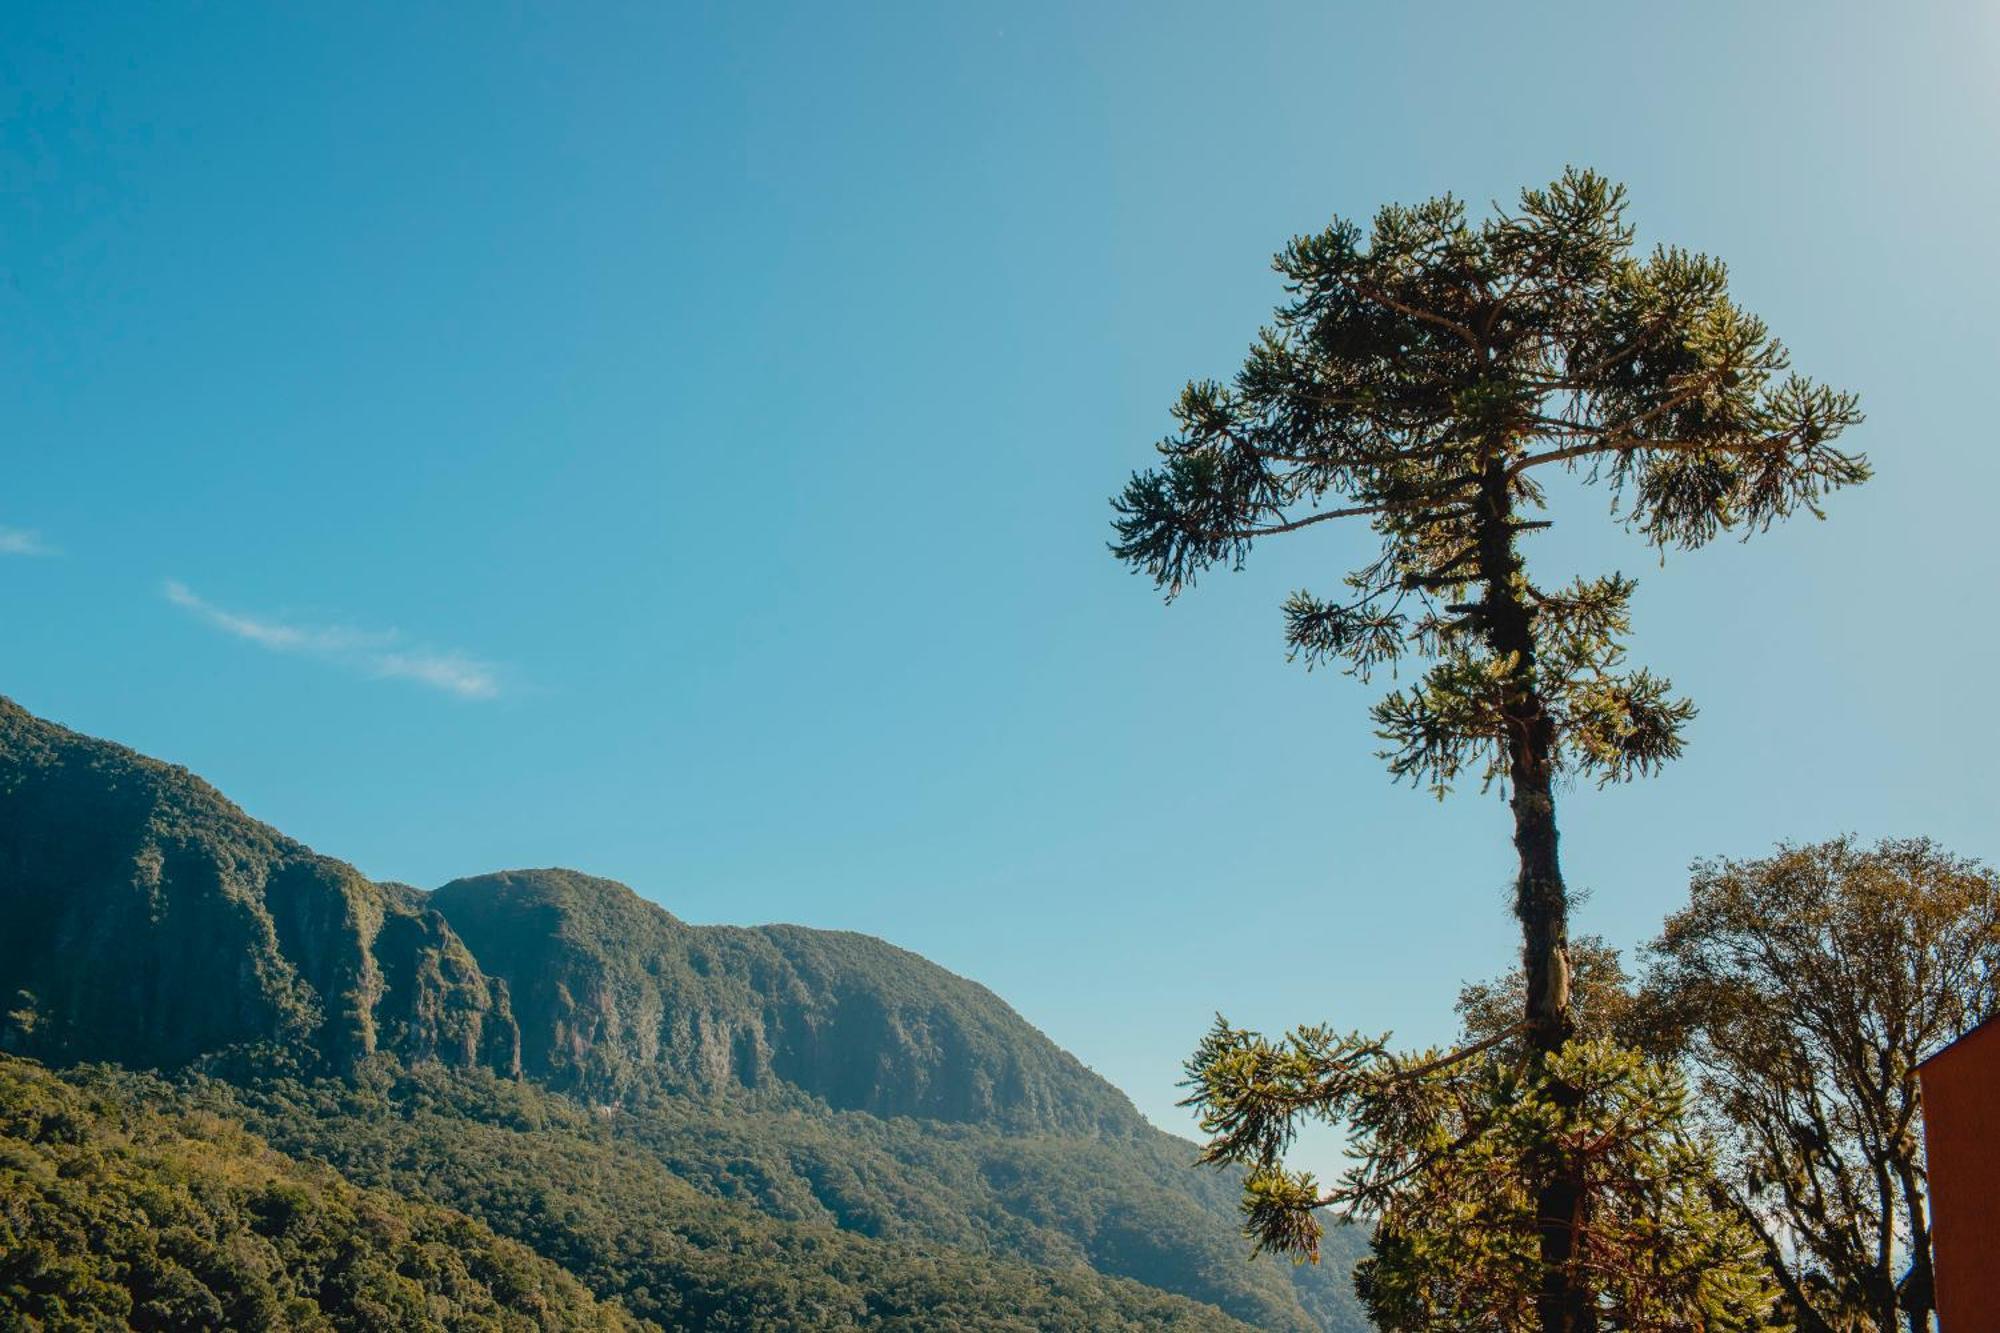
[1183, 1026, 1783, 1331]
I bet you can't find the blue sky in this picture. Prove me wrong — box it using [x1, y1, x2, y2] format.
[5, 3, 1997, 1145]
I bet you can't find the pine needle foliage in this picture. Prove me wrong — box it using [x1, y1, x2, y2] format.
[1111, 167, 1864, 800]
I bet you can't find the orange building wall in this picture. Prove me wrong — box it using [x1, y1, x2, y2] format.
[1919, 1019, 2000, 1330]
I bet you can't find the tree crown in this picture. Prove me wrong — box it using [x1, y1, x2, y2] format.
[1112, 169, 1865, 794]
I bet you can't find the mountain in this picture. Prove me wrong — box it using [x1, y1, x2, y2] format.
[0, 696, 1370, 1331]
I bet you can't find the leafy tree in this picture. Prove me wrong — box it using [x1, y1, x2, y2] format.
[1456, 840, 2000, 1333]
[1113, 169, 1865, 1330]
[1646, 838, 2000, 1333]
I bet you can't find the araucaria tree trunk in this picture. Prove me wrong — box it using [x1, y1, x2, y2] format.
[1473, 458, 1588, 1332]
[1471, 460, 1572, 1051]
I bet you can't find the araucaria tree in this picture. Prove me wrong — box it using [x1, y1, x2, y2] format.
[1112, 170, 1865, 1330]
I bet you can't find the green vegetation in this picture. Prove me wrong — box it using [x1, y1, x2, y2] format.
[180, 1059, 1344, 1332]
[1111, 170, 1865, 1330]
[0, 695, 1369, 1330]
[1180, 1019, 1784, 1331]
[0, 1057, 635, 1331]
[0, 1053, 1287, 1331]
[1349, 1041, 1778, 1331]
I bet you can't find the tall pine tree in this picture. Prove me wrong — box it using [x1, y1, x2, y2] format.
[1112, 169, 1865, 1331]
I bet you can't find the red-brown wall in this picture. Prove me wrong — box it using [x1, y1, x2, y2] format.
[1920, 1019, 2000, 1330]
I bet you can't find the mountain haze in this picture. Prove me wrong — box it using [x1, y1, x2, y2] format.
[0, 696, 1368, 1330]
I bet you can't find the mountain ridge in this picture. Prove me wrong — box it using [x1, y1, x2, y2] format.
[0, 695, 1368, 1330]
[425, 866, 1142, 1133]
[0, 696, 1139, 1136]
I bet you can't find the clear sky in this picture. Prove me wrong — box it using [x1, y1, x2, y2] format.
[5, 3, 1997, 1147]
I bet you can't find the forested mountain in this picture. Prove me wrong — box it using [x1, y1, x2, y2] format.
[0, 697, 1369, 1331]
[0, 697, 518, 1079]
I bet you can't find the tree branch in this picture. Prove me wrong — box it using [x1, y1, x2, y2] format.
[1231, 497, 1472, 539]
[1393, 1021, 1529, 1081]
[1348, 279, 1481, 349]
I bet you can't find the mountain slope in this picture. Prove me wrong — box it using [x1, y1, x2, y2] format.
[0, 696, 1369, 1330]
[189, 1059, 1289, 1332]
[2, 1056, 1267, 1332]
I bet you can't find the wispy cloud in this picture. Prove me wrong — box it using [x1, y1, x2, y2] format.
[0, 526, 57, 556]
[370, 650, 502, 699]
[163, 581, 388, 654]
[163, 580, 502, 701]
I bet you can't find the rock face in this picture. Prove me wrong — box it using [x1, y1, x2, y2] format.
[0, 698, 1132, 1134]
[431, 869, 1138, 1133]
[0, 698, 519, 1078]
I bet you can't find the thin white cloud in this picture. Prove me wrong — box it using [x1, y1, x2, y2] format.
[163, 580, 387, 654]
[371, 650, 501, 701]
[163, 579, 503, 701]
[0, 526, 57, 556]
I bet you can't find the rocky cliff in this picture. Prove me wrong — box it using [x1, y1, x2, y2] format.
[431, 868, 1137, 1132]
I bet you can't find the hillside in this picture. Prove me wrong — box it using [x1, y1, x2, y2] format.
[0, 1057, 636, 1331]
[0, 1056, 1272, 1332]
[0, 697, 1369, 1330]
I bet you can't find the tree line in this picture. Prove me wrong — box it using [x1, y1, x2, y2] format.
[1110, 169, 1997, 1333]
